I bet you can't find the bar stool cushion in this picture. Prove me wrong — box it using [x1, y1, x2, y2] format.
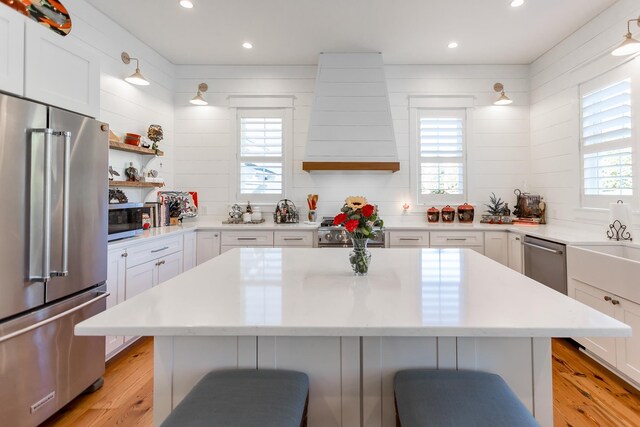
[161, 369, 309, 427]
[394, 369, 539, 427]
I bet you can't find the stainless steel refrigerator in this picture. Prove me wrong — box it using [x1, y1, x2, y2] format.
[0, 92, 108, 426]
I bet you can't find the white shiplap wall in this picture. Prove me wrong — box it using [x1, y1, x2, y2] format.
[174, 64, 529, 219]
[530, 0, 640, 232]
[66, 0, 175, 203]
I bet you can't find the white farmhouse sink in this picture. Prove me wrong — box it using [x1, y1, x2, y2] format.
[568, 244, 640, 304]
[573, 243, 640, 262]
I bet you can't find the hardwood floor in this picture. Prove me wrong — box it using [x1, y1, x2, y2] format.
[42, 338, 640, 426]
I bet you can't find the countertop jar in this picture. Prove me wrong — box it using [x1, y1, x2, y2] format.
[427, 207, 440, 223]
[457, 203, 475, 223]
[441, 205, 455, 223]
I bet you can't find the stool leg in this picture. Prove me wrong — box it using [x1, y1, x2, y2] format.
[300, 393, 309, 427]
[394, 393, 401, 427]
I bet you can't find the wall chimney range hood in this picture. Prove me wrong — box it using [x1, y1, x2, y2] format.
[303, 53, 399, 172]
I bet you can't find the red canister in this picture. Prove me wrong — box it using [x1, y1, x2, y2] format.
[427, 207, 440, 223]
[441, 205, 455, 223]
[457, 203, 475, 223]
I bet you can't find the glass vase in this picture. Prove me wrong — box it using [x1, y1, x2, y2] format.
[349, 237, 371, 276]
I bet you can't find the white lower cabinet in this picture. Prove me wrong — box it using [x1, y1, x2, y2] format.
[429, 231, 484, 254]
[507, 233, 524, 273]
[571, 279, 640, 384]
[183, 232, 197, 270]
[388, 231, 429, 247]
[196, 231, 221, 265]
[105, 248, 126, 358]
[484, 232, 508, 266]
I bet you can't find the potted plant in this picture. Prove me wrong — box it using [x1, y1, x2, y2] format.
[482, 193, 512, 224]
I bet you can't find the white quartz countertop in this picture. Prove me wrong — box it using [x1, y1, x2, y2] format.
[76, 248, 630, 338]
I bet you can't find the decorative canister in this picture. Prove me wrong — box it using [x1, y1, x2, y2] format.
[457, 203, 475, 223]
[427, 207, 440, 223]
[441, 205, 455, 223]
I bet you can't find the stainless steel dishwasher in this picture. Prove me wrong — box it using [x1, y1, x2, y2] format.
[523, 236, 567, 294]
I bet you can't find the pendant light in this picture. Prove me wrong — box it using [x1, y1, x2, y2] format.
[121, 52, 150, 86]
[190, 83, 209, 105]
[611, 16, 640, 56]
[493, 83, 512, 105]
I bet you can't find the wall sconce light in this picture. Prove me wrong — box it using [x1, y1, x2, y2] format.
[493, 82, 512, 105]
[190, 83, 209, 105]
[611, 16, 640, 56]
[121, 51, 150, 86]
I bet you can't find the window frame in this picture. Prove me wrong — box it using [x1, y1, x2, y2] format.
[411, 108, 468, 206]
[232, 108, 293, 203]
[579, 64, 637, 209]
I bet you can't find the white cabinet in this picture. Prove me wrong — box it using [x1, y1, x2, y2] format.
[429, 231, 484, 254]
[221, 230, 274, 253]
[0, 5, 24, 96]
[125, 257, 155, 299]
[106, 248, 126, 358]
[196, 231, 221, 265]
[274, 231, 315, 247]
[388, 231, 429, 247]
[615, 297, 640, 382]
[484, 232, 508, 266]
[571, 280, 618, 366]
[157, 251, 183, 285]
[24, 21, 100, 117]
[183, 232, 197, 271]
[507, 233, 524, 273]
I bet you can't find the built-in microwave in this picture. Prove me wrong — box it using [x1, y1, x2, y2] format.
[108, 203, 144, 241]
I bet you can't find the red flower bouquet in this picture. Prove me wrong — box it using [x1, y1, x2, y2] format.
[332, 196, 383, 239]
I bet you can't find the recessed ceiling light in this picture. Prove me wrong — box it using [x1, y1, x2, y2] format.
[510, 0, 524, 7]
[179, 1, 194, 9]
[242, 42, 253, 49]
[448, 42, 458, 49]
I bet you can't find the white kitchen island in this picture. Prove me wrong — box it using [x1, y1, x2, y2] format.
[76, 248, 630, 427]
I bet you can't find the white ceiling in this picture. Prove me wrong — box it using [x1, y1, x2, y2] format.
[86, 0, 617, 65]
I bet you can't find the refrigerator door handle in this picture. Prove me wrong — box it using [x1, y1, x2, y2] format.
[0, 291, 109, 344]
[51, 130, 71, 277]
[29, 128, 53, 282]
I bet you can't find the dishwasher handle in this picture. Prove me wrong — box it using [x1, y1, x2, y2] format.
[522, 241, 564, 255]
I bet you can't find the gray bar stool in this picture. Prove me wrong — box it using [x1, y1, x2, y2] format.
[161, 369, 309, 427]
[394, 369, 539, 427]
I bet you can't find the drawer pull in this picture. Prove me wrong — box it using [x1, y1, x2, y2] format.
[399, 238, 420, 241]
[611, 299, 620, 305]
[446, 238, 467, 241]
[155, 260, 166, 266]
[604, 296, 612, 302]
[283, 238, 304, 241]
[151, 246, 169, 253]
[237, 237, 257, 241]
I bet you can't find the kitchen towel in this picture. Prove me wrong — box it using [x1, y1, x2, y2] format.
[609, 201, 633, 239]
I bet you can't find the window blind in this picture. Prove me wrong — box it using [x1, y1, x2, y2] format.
[419, 114, 465, 200]
[581, 79, 632, 199]
[239, 117, 283, 196]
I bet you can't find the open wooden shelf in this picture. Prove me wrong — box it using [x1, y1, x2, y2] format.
[109, 141, 164, 156]
[302, 161, 400, 172]
[109, 181, 165, 188]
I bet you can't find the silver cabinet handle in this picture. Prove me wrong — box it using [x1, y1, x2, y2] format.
[155, 260, 166, 266]
[283, 237, 304, 241]
[604, 296, 612, 302]
[515, 237, 521, 241]
[0, 291, 109, 344]
[151, 246, 169, 253]
[446, 238, 467, 241]
[121, 251, 128, 258]
[29, 129, 53, 282]
[214, 233, 219, 237]
[237, 237, 257, 241]
[399, 238, 421, 241]
[612, 299, 620, 305]
[52, 131, 71, 277]
[522, 242, 563, 255]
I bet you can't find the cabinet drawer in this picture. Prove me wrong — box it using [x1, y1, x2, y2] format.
[274, 231, 314, 247]
[126, 235, 184, 268]
[430, 231, 484, 247]
[389, 231, 429, 247]
[221, 231, 274, 246]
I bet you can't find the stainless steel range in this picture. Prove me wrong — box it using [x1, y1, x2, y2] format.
[317, 217, 385, 247]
